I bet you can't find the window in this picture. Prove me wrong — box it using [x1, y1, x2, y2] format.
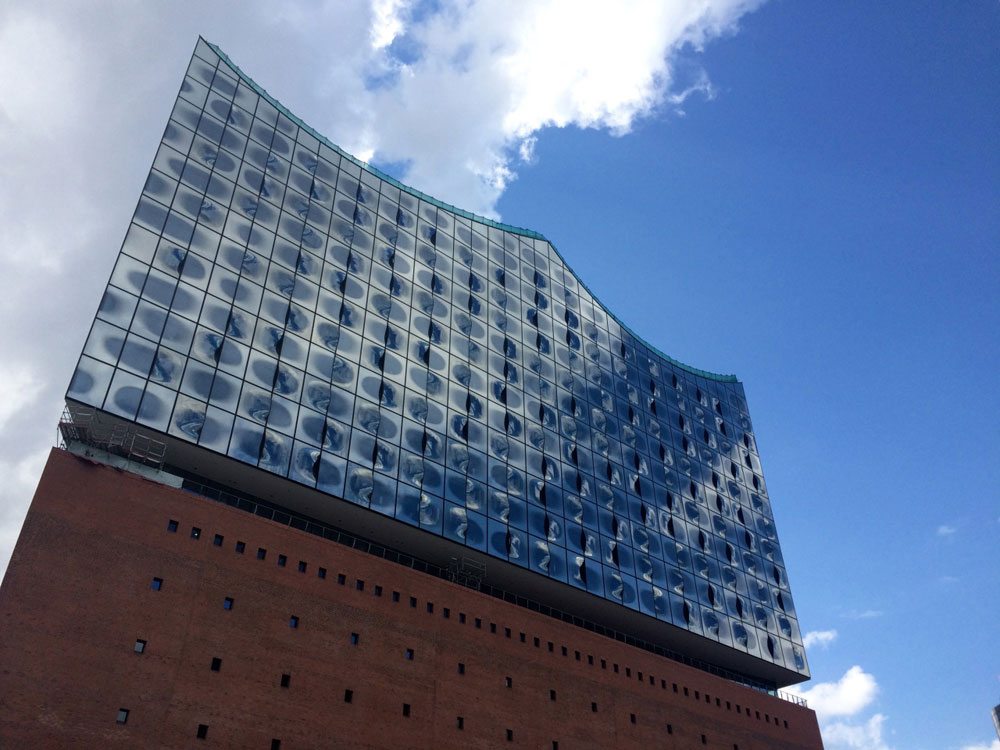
[549, 689, 556, 701]
[561, 646, 567, 656]
[337, 574, 346, 585]
[475, 618, 482, 629]
[701, 735, 707, 745]
[350, 632, 359, 645]
[277, 554, 287, 567]
[197, 724, 208, 739]
[504, 627, 511, 638]
[667, 724, 673, 734]
[167, 520, 178, 532]
[235, 541, 245, 553]
[392, 591, 400, 601]
[357, 579, 365, 591]
[588, 655, 594, 665]
[574, 651, 581, 661]
[553, 743, 559, 750]
[506, 729, 513, 742]
[673, 683, 678, 693]
[426, 602, 433, 613]
[457, 663, 465, 675]
[459, 612, 466, 623]
[213, 534, 223, 546]
[402, 703, 410, 717]
[271, 741, 281, 750]
[490, 623, 497, 633]
[280, 673, 290, 688]
[116, 708, 129, 724]
[318, 567, 326, 579]
[191, 527, 201, 539]
[548, 642, 554, 652]
[223, 597, 233, 610]
[626, 667, 631, 677]
[211, 657, 221, 672]
[504, 676, 512, 688]
[151, 577, 162, 591]
[134, 639, 146, 654]
[684, 687, 689, 696]
[409, 597, 417, 608]
[257, 548, 266, 560]
[298, 561, 307, 573]
[591, 702, 597, 713]
[613, 664, 619, 673]
[601, 659, 606, 669]
[289, 615, 299, 628]
[695, 690, 700, 700]
[630, 713, 636, 724]
[374, 585, 382, 596]
[443, 608, 450, 619]
[533, 637, 540, 647]
[457, 716, 464, 730]
[405, 648, 414, 660]
[344, 689, 353, 703]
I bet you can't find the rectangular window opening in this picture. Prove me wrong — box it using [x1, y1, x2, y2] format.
[257, 548, 267, 560]
[280, 673, 290, 688]
[402, 703, 411, 717]
[337, 573, 346, 585]
[289, 615, 299, 628]
[116, 708, 129, 724]
[344, 689, 353, 703]
[277, 554, 287, 567]
[350, 632, 359, 645]
[591, 702, 597, 713]
[235, 541, 245, 553]
[213, 534, 223, 546]
[197, 724, 208, 739]
[223, 597, 233, 610]
[298, 561, 307, 573]
[190, 527, 201, 539]
[357, 579, 365, 591]
[134, 639, 146, 654]
[457, 663, 465, 674]
[318, 567, 327, 579]
[457, 716, 464, 730]
[210, 657, 221, 672]
[405, 648, 414, 660]
[151, 577, 163, 591]
[167, 520, 178, 532]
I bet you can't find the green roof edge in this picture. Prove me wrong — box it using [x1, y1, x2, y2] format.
[207, 40, 738, 384]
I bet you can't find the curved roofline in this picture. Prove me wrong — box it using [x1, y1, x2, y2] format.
[207, 39, 738, 384]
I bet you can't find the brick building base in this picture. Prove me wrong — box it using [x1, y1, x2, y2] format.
[0, 449, 823, 749]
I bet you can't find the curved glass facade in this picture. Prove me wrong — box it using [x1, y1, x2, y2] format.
[68, 39, 807, 680]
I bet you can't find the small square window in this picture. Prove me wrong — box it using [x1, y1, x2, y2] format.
[402, 703, 410, 717]
[392, 591, 400, 601]
[474, 618, 482, 629]
[337, 574, 346, 585]
[257, 548, 267, 560]
[235, 541, 245, 553]
[191, 527, 201, 539]
[374, 585, 382, 596]
[116, 708, 129, 724]
[280, 673, 290, 688]
[271, 740, 281, 750]
[298, 561, 307, 573]
[457, 663, 465, 674]
[289, 615, 299, 628]
[443, 608, 450, 618]
[457, 716, 464, 730]
[344, 689, 353, 703]
[409, 597, 417, 608]
[213, 534, 223, 546]
[223, 597, 233, 610]
[405, 648, 414, 660]
[197, 724, 208, 739]
[211, 657, 221, 672]
[350, 632, 359, 645]
[134, 639, 146, 654]
[151, 577, 163, 591]
[167, 520, 178, 532]
[277, 554, 287, 567]
[356, 579, 365, 591]
[459, 613, 466, 623]
[553, 743, 559, 750]
[318, 567, 327, 579]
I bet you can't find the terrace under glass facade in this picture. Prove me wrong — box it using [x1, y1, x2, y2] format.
[67, 38, 808, 682]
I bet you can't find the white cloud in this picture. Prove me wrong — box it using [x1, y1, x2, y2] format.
[960, 741, 1000, 750]
[842, 609, 884, 620]
[937, 523, 958, 537]
[787, 666, 879, 721]
[822, 713, 893, 750]
[803, 629, 838, 649]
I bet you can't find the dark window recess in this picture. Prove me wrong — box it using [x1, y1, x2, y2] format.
[504, 627, 511, 638]
[591, 702, 597, 712]
[626, 667, 631, 677]
[280, 673, 290, 688]
[277, 554, 287, 567]
[701, 735, 707, 745]
[318, 567, 326, 579]
[548, 642, 554, 652]
[134, 639, 146, 654]
[289, 615, 299, 628]
[151, 577, 163, 591]
[402, 703, 411, 717]
[661, 679, 666, 689]
[475, 618, 482, 629]
[613, 664, 619, 673]
[337, 574, 346, 585]
[574, 651, 581, 661]
[257, 548, 267, 560]
[459, 613, 466, 623]
[684, 687, 689, 697]
[350, 633, 359, 645]
[298, 561, 307, 573]
[405, 648, 414, 660]
[506, 729, 513, 742]
[601, 659, 607, 669]
[210, 657, 221, 672]
[223, 597, 233, 610]
[167, 520, 178, 532]
[667, 724, 673, 734]
[374, 585, 382, 596]
[344, 689, 353, 703]
[235, 541, 245, 553]
[457, 717, 464, 730]
[197, 724, 208, 739]
[561, 646, 567, 656]
[630, 713, 636, 724]
[392, 591, 400, 601]
[443, 608, 450, 618]
[457, 663, 465, 674]
[504, 676, 512, 688]
[490, 623, 497, 633]
[191, 527, 201, 539]
[534, 637, 540, 647]
[116, 709, 129, 724]
[426, 602, 433, 613]
[357, 579, 365, 591]
[695, 690, 700, 699]
[213, 534, 223, 546]
[409, 597, 417, 608]
[549, 690, 556, 701]
[553, 743, 559, 750]
[673, 684, 678, 693]
[271, 741, 281, 750]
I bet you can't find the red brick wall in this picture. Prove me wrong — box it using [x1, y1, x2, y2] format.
[0, 449, 823, 749]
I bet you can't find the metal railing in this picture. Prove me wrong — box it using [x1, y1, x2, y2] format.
[58, 407, 166, 470]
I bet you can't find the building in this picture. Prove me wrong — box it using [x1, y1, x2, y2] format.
[0, 38, 823, 748]
[992, 703, 1000, 741]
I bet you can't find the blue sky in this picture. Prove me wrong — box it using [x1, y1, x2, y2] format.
[0, 2, 997, 747]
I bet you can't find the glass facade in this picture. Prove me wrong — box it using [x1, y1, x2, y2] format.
[67, 38, 807, 679]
